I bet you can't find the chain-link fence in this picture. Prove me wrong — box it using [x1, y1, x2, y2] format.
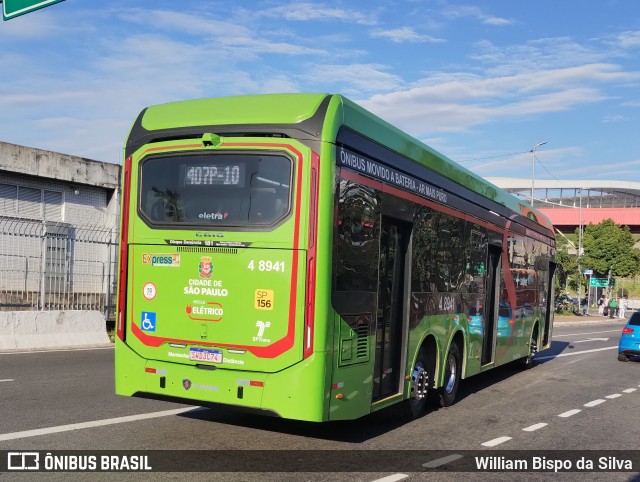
[0, 217, 118, 322]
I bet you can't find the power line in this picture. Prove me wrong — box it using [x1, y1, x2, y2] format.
[532, 150, 561, 182]
[458, 150, 529, 164]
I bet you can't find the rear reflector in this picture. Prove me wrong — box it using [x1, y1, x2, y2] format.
[117, 155, 133, 342]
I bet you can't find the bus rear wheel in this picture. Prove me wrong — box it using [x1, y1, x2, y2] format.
[438, 343, 461, 407]
[520, 326, 538, 370]
[403, 348, 433, 419]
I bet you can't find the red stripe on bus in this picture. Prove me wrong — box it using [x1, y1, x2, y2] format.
[304, 151, 320, 359]
[129, 142, 304, 359]
[340, 169, 506, 235]
[142, 144, 201, 154]
[117, 156, 132, 342]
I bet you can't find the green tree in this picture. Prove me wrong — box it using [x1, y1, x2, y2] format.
[581, 219, 640, 278]
[554, 234, 577, 295]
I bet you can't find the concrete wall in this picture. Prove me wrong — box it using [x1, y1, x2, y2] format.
[0, 310, 110, 350]
[0, 141, 119, 189]
[0, 141, 121, 229]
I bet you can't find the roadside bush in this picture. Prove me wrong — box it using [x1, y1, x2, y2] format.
[555, 303, 578, 315]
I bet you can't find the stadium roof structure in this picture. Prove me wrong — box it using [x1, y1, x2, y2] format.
[487, 178, 640, 234]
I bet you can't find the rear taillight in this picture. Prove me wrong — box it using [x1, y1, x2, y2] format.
[622, 327, 634, 335]
[116, 156, 132, 342]
[303, 151, 320, 359]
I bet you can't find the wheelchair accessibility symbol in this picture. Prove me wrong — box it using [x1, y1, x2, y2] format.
[141, 312, 156, 332]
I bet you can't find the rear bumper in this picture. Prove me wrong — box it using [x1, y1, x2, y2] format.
[618, 338, 640, 356]
[619, 348, 640, 356]
[115, 339, 328, 421]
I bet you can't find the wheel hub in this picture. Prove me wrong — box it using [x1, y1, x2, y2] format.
[410, 364, 428, 400]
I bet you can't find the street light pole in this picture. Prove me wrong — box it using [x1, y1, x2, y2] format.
[530, 141, 548, 206]
[578, 188, 584, 314]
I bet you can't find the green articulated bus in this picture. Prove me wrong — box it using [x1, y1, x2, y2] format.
[115, 93, 556, 422]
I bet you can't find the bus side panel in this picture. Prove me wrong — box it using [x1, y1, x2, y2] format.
[261, 353, 328, 421]
[115, 337, 144, 396]
[328, 314, 375, 421]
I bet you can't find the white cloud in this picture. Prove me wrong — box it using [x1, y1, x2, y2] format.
[442, 5, 513, 26]
[371, 27, 445, 44]
[301, 63, 404, 95]
[0, 10, 60, 38]
[558, 159, 640, 177]
[259, 2, 377, 25]
[117, 9, 327, 57]
[471, 38, 615, 76]
[359, 60, 640, 137]
[602, 114, 626, 123]
[614, 31, 640, 49]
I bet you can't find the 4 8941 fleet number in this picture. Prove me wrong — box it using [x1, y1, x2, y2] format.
[247, 260, 285, 272]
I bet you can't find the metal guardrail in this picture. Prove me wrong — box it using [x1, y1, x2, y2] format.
[0, 217, 117, 322]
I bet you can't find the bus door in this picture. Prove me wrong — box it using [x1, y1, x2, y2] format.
[543, 262, 557, 347]
[373, 217, 411, 401]
[481, 245, 502, 366]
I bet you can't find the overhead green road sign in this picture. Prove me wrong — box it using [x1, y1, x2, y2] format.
[590, 278, 615, 287]
[2, 0, 65, 21]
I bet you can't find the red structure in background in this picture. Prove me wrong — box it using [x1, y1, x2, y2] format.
[539, 207, 640, 234]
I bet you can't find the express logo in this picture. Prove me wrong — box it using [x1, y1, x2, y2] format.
[142, 253, 180, 267]
[182, 379, 192, 390]
[198, 256, 213, 278]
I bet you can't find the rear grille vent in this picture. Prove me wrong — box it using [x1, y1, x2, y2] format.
[177, 247, 238, 255]
[339, 313, 371, 366]
[355, 324, 369, 359]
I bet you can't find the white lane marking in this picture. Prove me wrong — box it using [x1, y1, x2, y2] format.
[0, 407, 198, 441]
[554, 329, 622, 337]
[623, 388, 637, 393]
[422, 454, 464, 468]
[572, 338, 609, 343]
[0, 346, 114, 356]
[584, 399, 605, 407]
[558, 409, 581, 418]
[0, 379, 15, 383]
[606, 394, 622, 399]
[522, 423, 547, 432]
[536, 346, 617, 360]
[481, 436, 512, 447]
[371, 475, 409, 482]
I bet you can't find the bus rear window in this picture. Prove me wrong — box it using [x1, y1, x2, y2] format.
[139, 152, 292, 227]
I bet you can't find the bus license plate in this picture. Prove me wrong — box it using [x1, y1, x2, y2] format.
[189, 348, 222, 363]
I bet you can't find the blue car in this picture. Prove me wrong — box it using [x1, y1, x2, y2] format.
[618, 312, 640, 362]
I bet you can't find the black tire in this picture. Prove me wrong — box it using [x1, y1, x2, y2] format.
[520, 327, 538, 370]
[438, 342, 461, 407]
[618, 353, 629, 362]
[403, 348, 434, 420]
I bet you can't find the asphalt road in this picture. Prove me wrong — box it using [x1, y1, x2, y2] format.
[1, 317, 639, 482]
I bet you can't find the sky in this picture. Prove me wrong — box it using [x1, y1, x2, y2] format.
[1, 0, 640, 184]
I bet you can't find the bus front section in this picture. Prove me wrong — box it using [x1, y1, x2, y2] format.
[115, 135, 327, 422]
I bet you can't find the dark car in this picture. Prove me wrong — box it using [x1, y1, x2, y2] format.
[555, 294, 575, 306]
